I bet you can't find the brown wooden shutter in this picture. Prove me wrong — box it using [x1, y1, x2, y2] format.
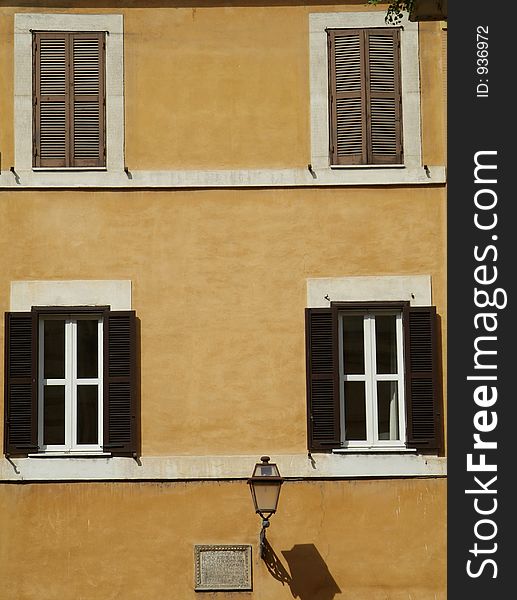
[404, 306, 442, 451]
[306, 309, 341, 451]
[33, 32, 69, 167]
[365, 29, 403, 164]
[329, 28, 403, 166]
[33, 32, 105, 168]
[70, 32, 105, 167]
[4, 313, 38, 456]
[329, 29, 367, 165]
[103, 311, 138, 456]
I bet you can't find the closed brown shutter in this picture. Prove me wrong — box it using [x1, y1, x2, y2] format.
[329, 29, 367, 165]
[33, 32, 105, 168]
[4, 313, 38, 456]
[329, 28, 403, 165]
[306, 309, 341, 451]
[404, 306, 442, 451]
[70, 32, 105, 167]
[33, 32, 68, 167]
[103, 311, 138, 456]
[365, 29, 403, 164]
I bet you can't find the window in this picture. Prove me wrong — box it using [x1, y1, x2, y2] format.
[328, 28, 402, 166]
[4, 308, 137, 457]
[14, 14, 124, 174]
[33, 32, 106, 168]
[39, 314, 103, 452]
[309, 12, 422, 176]
[305, 302, 442, 452]
[339, 309, 405, 447]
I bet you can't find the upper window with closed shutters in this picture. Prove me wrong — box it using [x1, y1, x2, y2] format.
[328, 28, 402, 166]
[33, 31, 106, 168]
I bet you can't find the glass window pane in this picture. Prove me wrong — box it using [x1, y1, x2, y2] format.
[77, 385, 98, 445]
[342, 315, 365, 374]
[44, 319, 65, 379]
[77, 320, 98, 379]
[44, 386, 65, 445]
[375, 315, 398, 374]
[344, 381, 366, 440]
[377, 381, 400, 441]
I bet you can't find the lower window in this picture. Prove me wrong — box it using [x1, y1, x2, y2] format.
[4, 307, 138, 457]
[305, 301, 442, 452]
[39, 315, 103, 452]
[339, 310, 405, 448]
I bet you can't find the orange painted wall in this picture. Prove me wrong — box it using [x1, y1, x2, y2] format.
[0, 478, 446, 599]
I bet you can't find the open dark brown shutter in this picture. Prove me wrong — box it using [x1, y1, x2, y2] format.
[70, 32, 105, 167]
[365, 28, 403, 164]
[103, 311, 137, 456]
[33, 32, 69, 167]
[329, 29, 367, 165]
[306, 309, 341, 451]
[4, 313, 38, 456]
[404, 306, 442, 451]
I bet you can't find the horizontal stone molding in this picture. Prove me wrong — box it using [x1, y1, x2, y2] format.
[0, 166, 446, 189]
[1, 452, 446, 482]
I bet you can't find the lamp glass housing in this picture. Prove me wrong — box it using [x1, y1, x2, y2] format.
[248, 457, 283, 518]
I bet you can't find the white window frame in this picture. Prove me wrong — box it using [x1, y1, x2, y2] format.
[14, 13, 124, 173]
[339, 309, 406, 449]
[309, 11, 422, 179]
[38, 314, 104, 454]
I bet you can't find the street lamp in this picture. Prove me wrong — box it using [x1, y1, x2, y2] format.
[248, 456, 283, 556]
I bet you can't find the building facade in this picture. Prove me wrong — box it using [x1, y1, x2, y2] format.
[0, 2, 447, 598]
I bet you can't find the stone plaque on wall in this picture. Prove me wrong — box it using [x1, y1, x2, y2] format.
[194, 545, 252, 591]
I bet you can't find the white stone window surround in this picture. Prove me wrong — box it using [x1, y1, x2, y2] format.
[307, 275, 432, 309]
[307, 274, 435, 455]
[309, 11, 422, 178]
[14, 13, 124, 173]
[10, 280, 131, 312]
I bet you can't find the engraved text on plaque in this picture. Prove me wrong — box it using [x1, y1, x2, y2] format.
[194, 545, 252, 591]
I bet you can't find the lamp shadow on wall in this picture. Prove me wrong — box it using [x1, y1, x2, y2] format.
[262, 539, 341, 599]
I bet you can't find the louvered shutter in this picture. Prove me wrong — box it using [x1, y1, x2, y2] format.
[404, 306, 442, 451]
[329, 29, 367, 165]
[329, 28, 403, 165]
[103, 311, 138, 456]
[33, 33, 68, 167]
[33, 32, 105, 168]
[4, 313, 38, 456]
[306, 309, 341, 451]
[70, 32, 105, 167]
[365, 29, 403, 164]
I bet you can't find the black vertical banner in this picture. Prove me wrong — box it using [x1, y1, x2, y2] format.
[449, 1, 515, 597]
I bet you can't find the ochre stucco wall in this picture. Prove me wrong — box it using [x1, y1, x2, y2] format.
[0, 187, 446, 456]
[0, 2, 446, 170]
[0, 478, 446, 599]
